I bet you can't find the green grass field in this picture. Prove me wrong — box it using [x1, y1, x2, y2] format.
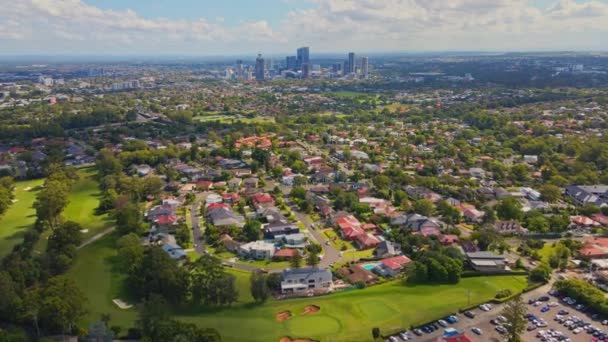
[68, 232, 529, 342]
[0, 178, 44, 258]
[64, 168, 112, 239]
[179, 274, 528, 342]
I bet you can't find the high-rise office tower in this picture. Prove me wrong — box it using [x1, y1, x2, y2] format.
[301, 63, 310, 79]
[348, 52, 355, 73]
[296, 47, 310, 70]
[286, 56, 297, 71]
[255, 54, 265, 81]
[361, 57, 369, 79]
[265, 57, 273, 71]
[235, 59, 243, 79]
[332, 63, 342, 73]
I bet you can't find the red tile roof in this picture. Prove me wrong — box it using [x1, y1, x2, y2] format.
[381, 255, 412, 270]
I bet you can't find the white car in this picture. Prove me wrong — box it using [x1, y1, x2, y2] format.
[471, 327, 482, 335]
[548, 302, 559, 307]
[573, 327, 583, 334]
[438, 320, 448, 327]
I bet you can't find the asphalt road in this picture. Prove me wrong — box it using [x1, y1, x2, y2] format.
[190, 196, 206, 255]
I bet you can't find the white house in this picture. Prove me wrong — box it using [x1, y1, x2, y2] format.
[238, 241, 276, 260]
[280, 267, 333, 294]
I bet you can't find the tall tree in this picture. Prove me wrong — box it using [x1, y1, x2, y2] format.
[290, 251, 302, 269]
[250, 271, 270, 303]
[38, 276, 88, 335]
[501, 295, 527, 342]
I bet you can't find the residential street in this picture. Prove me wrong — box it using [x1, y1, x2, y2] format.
[190, 196, 206, 255]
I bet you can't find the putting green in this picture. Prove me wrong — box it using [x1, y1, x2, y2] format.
[357, 299, 399, 321]
[285, 315, 342, 336]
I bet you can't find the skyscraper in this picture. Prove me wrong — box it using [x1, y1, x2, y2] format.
[235, 59, 243, 79]
[255, 54, 265, 81]
[301, 63, 310, 79]
[361, 57, 369, 79]
[348, 52, 355, 74]
[296, 47, 310, 70]
[286, 56, 297, 71]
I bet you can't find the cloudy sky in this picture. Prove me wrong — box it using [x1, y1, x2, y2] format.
[1, 0, 607, 55]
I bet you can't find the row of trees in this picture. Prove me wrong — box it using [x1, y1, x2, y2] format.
[0, 176, 15, 217]
[0, 166, 92, 338]
[405, 248, 464, 284]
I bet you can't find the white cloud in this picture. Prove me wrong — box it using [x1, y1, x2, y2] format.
[0, 0, 606, 54]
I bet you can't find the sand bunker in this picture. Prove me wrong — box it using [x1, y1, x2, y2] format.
[302, 305, 320, 315]
[276, 311, 292, 322]
[279, 337, 316, 342]
[112, 299, 133, 309]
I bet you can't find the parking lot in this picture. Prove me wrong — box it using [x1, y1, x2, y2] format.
[384, 281, 606, 342]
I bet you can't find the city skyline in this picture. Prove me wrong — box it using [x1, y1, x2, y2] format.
[1, 0, 608, 55]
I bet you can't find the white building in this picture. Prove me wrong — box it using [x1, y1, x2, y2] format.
[238, 240, 276, 260]
[280, 267, 333, 294]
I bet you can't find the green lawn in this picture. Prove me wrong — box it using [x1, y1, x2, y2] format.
[0, 178, 44, 258]
[35, 168, 111, 252]
[66, 233, 136, 329]
[179, 275, 529, 342]
[69, 231, 528, 342]
[64, 168, 112, 239]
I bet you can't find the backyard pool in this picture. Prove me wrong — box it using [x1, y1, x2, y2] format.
[362, 263, 378, 271]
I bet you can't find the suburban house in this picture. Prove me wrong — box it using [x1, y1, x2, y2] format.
[466, 252, 508, 273]
[579, 237, 608, 259]
[374, 240, 402, 258]
[404, 185, 442, 202]
[251, 193, 275, 210]
[493, 220, 527, 235]
[565, 185, 608, 206]
[218, 234, 241, 253]
[161, 243, 187, 260]
[273, 248, 299, 261]
[374, 255, 412, 277]
[337, 264, 378, 285]
[391, 213, 442, 232]
[355, 233, 381, 250]
[280, 267, 333, 294]
[207, 206, 245, 228]
[238, 240, 276, 260]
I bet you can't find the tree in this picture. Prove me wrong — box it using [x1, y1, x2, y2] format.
[471, 228, 500, 251]
[501, 295, 527, 342]
[242, 219, 262, 242]
[117, 233, 145, 273]
[115, 200, 145, 235]
[128, 247, 190, 305]
[496, 197, 523, 221]
[412, 199, 434, 216]
[249, 271, 270, 303]
[290, 251, 303, 268]
[529, 263, 552, 283]
[38, 276, 88, 335]
[191, 255, 238, 306]
[306, 250, 320, 267]
[539, 184, 561, 203]
[34, 179, 70, 228]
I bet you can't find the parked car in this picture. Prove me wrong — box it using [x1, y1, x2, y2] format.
[413, 329, 423, 336]
[541, 306, 550, 313]
[388, 336, 399, 342]
[471, 327, 482, 335]
[399, 331, 410, 340]
[538, 296, 550, 302]
[495, 326, 507, 334]
[438, 320, 448, 327]
[464, 311, 475, 318]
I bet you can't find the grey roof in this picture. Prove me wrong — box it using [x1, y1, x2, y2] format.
[282, 267, 331, 279]
[466, 251, 505, 260]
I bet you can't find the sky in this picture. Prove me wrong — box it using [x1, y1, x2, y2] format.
[0, 0, 607, 56]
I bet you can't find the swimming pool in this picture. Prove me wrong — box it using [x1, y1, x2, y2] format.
[362, 263, 377, 271]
